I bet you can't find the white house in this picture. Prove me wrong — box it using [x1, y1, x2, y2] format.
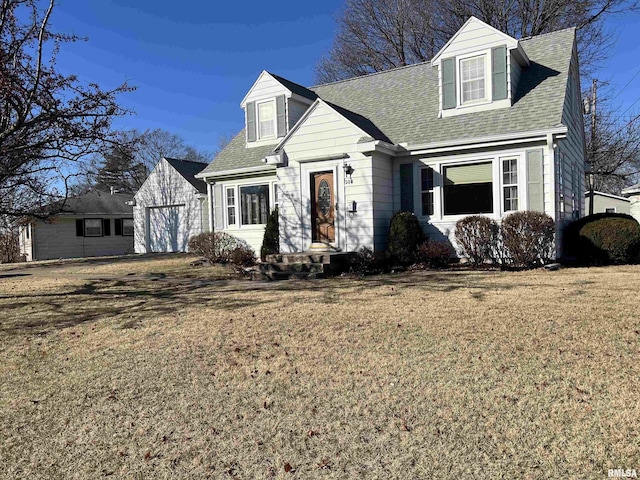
[622, 184, 640, 224]
[133, 157, 209, 253]
[196, 18, 586, 257]
[19, 190, 134, 261]
[585, 191, 630, 215]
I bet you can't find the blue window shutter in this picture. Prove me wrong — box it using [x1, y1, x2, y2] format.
[526, 149, 544, 212]
[276, 95, 286, 137]
[492, 45, 508, 101]
[442, 58, 456, 109]
[246, 102, 256, 142]
[400, 164, 414, 212]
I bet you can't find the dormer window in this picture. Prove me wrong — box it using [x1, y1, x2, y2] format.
[245, 95, 287, 143]
[460, 55, 486, 104]
[258, 100, 276, 139]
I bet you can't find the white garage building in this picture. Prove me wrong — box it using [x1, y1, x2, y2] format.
[133, 157, 209, 253]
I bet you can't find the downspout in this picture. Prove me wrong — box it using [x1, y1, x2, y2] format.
[207, 182, 214, 232]
[342, 158, 348, 252]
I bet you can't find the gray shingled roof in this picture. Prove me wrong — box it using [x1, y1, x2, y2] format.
[61, 190, 133, 215]
[200, 27, 575, 177]
[164, 157, 208, 193]
[270, 72, 318, 102]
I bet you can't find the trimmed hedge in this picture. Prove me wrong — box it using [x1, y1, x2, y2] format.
[454, 215, 498, 265]
[501, 211, 555, 267]
[562, 213, 640, 265]
[387, 211, 425, 265]
[188, 232, 256, 267]
[577, 217, 640, 265]
[416, 240, 453, 269]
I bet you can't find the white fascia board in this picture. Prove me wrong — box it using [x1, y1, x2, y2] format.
[397, 127, 568, 156]
[196, 165, 275, 181]
[431, 16, 519, 66]
[591, 191, 631, 202]
[622, 185, 640, 196]
[356, 140, 402, 156]
[240, 70, 292, 108]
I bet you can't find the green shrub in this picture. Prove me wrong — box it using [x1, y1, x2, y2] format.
[578, 217, 640, 265]
[416, 240, 453, 269]
[454, 215, 498, 265]
[387, 211, 425, 265]
[562, 212, 638, 264]
[501, 211, 555, 267]
[260, 207, 279, 261]
[188, 232, 256, 267]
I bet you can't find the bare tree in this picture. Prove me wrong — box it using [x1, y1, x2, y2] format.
[316, 0, 637, 84]
[80, 128, 214, 192]
[0, 0, 131, 219]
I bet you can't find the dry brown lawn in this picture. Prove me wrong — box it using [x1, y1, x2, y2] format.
[0, 257, 638, 479]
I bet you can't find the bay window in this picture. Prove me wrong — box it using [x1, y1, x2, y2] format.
[443, 162, 493, 215]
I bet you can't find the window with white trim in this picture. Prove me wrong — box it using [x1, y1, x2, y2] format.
[258, 100, 275, 139]
[460, 55, 486, 104]
[240, 185, 269, 225]
[226, 188, 236, 226]
[122, 218, 134, 236]
[502, 158, 518, 212]
[84, 218, 103, 237]
[421, 167, 434, 216]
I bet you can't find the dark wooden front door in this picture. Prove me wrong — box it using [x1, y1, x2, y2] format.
[311, 171, 335, 243]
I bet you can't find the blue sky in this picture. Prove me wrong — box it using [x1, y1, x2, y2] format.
[51, 1, 640, 156]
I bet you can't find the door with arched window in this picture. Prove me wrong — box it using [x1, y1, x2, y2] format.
[311, 172, 335, 243]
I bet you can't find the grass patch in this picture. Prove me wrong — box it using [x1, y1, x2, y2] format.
[0, 260, 638, 478]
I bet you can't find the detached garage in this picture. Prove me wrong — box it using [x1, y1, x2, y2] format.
[133, 157, 210, 253]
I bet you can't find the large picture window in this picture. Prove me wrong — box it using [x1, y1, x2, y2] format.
[240, 185, 269, 225]
[443, 162, 493, 215]
[460, 55, 486, 104]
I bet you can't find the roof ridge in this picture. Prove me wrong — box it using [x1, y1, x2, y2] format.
[519, 26, 576, 42]
[310, 60, 433, 89]
[164, 156, 209, 165]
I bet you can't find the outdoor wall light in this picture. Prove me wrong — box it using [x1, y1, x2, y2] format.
[343, 164, 354, 183]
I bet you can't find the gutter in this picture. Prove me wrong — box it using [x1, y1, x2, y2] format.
[357, 126, 569, 156]
[195, 165, 275, 181]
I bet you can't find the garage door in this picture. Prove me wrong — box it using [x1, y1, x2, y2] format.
[148, 205, 189, 253]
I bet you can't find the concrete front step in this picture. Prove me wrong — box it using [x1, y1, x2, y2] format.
[258, 251, 356, 281]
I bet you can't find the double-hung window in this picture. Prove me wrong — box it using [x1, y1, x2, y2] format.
[421, 167, 434, 216]
[84, 219, 103, 237]
[460, 55, 486, 104]
[502, 158, 518, 212]
[226, 188, 236, 227]
[258, 101, 275, 139]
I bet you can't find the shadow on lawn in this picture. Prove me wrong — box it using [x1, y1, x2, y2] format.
[0, 269, 532, 337]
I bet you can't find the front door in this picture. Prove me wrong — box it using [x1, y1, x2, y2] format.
[311, 171, 335, 243]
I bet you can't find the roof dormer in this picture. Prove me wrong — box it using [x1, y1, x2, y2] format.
[431, 17, 530, 118]
[241, 71, 316, 148]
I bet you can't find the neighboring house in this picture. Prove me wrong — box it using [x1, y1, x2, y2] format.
[621, 184, 640, 224]
[133, 157, 209, 253]
[195, 17, 586, 257]
[585, 191, 630, 215]
[19, 190, 134, 261]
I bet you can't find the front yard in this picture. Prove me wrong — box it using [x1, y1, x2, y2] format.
[0, 256, 638, 478]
